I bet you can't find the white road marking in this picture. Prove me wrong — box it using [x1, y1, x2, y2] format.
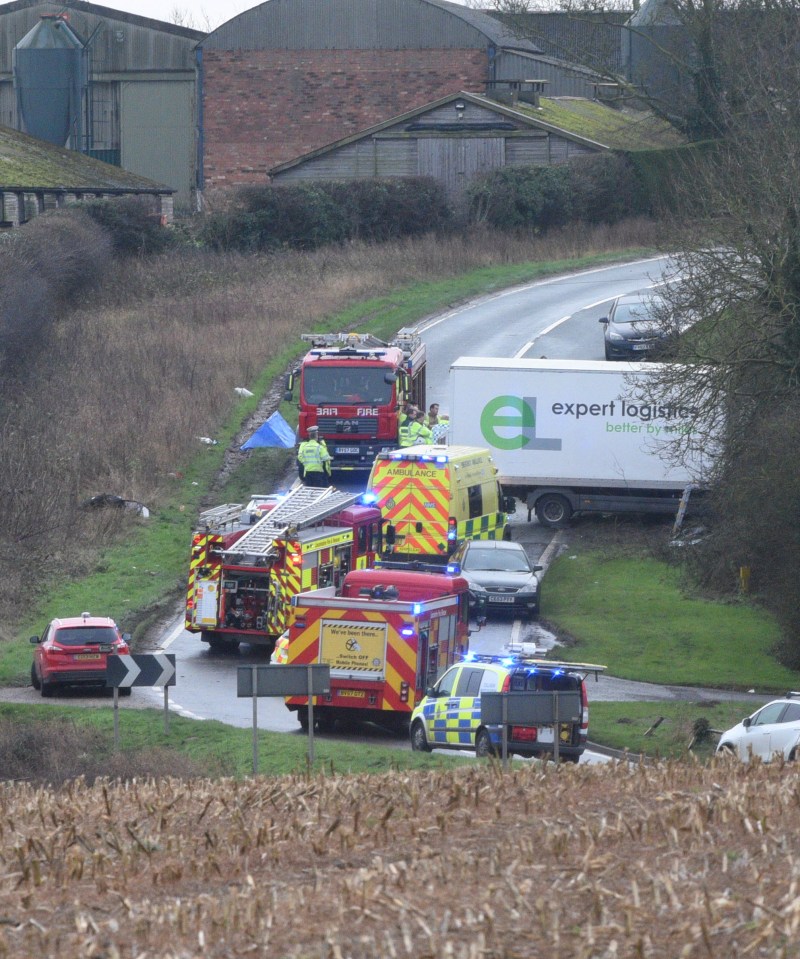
[415, 256, 669, 334]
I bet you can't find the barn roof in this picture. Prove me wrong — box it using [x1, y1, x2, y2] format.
[203, 0, 543, 52]
[0, 0, 205, 39]
[519, 97, 684, 151]
[0, 124, 171, 191]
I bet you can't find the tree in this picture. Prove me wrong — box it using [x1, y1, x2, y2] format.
[628, 1, 800, 661]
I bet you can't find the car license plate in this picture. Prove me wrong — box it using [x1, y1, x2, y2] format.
[335, 447, 359, 455]
[632, 343, 652, 350]
[74, 653, 102, 661]
[537, 726, 554, 743]
[490, 594, 515, 604]
[338, 689, 365, 698]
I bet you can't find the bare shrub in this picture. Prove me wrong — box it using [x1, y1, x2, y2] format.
[0, 210, 112, 376]
[0, 717, 218, 786]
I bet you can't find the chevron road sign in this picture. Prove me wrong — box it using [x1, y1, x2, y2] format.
[106, 654, 177, 747]
[106, 654, 176, 688]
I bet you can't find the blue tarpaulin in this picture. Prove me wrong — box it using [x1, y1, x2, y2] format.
[241, 411, 296, 450]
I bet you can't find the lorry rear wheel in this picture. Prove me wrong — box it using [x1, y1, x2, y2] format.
[535, 494, 572, 528]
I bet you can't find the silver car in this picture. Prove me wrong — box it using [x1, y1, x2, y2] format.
[448, 540, 542, 619]
[716, 693, 800, 762]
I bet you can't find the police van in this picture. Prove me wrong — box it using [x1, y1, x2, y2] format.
[365, 445, 515, 564]
[410, 654, 606, 762]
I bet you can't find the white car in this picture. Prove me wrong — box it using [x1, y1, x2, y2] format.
[716, 693, 800, 762]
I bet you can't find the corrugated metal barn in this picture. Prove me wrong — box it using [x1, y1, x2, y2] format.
[0, 0, 203, 203]
[199, 0, 608, 194]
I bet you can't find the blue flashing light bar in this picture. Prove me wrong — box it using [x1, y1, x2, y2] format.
[413, 603, 422, 615]
[360, 492, 378, 504]
[463, 652, 476, 662]
[400, 627, 415, 638]
[445, 563, 460, 575]
[435, 455, 448, 463]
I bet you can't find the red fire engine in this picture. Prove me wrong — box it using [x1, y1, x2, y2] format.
[284, 329, 426, 470]
[284, 566, 473, 732]
[185, 486, 382, 653]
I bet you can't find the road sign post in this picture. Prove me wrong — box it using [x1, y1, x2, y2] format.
[481, 691, 582, 768]
[237, 664, 330, 775]
[106, 654, 177, 748]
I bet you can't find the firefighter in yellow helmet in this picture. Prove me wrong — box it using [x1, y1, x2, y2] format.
[297, 426, 332, 486]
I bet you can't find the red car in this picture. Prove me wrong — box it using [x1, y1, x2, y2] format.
[30, 612, 131, 697]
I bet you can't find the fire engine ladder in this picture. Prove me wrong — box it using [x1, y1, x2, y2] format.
[198, 503, 243, 531]
[220, 486, 359, 559]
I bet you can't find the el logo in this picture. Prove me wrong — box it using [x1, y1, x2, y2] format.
[480, 396, 562, 451]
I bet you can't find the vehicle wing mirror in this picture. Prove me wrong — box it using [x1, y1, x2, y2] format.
[743, 716, 751, 728]
[385, 523, 396, 546]
[425, 685, 437, 698]
[122, 633, 132, 643]
[474, 595, 487, 627]
[502, 495, 517, 514]
[29, 635, 40, 645]
[599, 317, 609, 324]
[384, 371, 397, 384]
[533, 565, 544, 573]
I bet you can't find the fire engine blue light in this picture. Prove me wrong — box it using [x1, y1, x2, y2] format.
[445, 563, 460, 574]
[413, 603, 422, 615]
[447, 530, 457, 541]
[360, 492, 377, 504]
[400, 627, 415, 637]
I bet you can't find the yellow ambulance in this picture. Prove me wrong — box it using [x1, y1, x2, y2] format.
[365, 445, 515, 563]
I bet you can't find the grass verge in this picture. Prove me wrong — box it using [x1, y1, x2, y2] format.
[542, 522, 800, 692]
[588, 700, 756, 760]
[0, 702, 470, 783]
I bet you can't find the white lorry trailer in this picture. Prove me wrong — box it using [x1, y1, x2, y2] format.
[449, 357, 711, 527]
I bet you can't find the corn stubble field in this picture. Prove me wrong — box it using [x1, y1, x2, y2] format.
[3, 759, 798, 958]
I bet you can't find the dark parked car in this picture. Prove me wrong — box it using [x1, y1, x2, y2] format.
[448, 540, 542, 619]
[599, 290, 671, 360]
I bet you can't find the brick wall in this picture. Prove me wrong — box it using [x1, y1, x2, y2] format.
[202, 48, 488, 190]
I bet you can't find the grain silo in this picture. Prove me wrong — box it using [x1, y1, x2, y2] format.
[13, 13, 87, 148]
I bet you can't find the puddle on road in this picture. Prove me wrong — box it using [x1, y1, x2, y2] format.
[499, 621, 561, 657]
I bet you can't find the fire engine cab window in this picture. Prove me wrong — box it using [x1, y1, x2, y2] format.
[303, 368, 393, 405]
[357, 526, 367, 554]
[467, 484, 482, 519]
[455, 667, 484, 696]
